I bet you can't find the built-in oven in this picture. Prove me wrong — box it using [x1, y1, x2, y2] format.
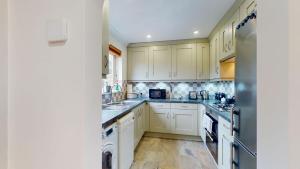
[149, 89, 166, 99]
[205, 109, 218, 164]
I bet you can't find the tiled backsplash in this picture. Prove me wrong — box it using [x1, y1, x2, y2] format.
[130, 81, 235, 99]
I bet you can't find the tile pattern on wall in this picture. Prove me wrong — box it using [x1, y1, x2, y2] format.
[130, 81, 235, 99]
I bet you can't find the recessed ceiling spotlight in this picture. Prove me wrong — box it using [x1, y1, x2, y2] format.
[146, 34, 152, 39]
[193, 30, 199, 35]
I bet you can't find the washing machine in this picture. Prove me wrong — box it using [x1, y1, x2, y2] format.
[102, 123, 118, 169]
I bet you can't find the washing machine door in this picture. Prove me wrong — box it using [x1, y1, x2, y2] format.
[102, 144, 113, 169]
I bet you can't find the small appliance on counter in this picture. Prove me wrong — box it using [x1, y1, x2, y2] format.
[189, 91, 198, 100]
[126, 93, 139, 99]
[199, 90, 209, 100]
[215, 92, 226, 101]
[149, 89, 166, 99]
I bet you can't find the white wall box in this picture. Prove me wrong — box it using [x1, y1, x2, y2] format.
[47, 19, 68, 43]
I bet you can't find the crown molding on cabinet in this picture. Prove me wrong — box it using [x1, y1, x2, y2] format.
[127, 38, 209, 48]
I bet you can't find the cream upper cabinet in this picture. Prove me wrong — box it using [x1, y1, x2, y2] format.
[172, 44, 197, 80]
[210, 33, 220, 79]
[240, 0, 257, 20]
[227, 10, 240, 57]
[219, 9, 240, 60]
[197, 43, 210, 80]
[102, 0, 109, 78]
[149, 46, 172, 80]
[127, 47, 149, 81]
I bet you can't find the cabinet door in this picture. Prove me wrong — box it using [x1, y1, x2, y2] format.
[171, 109, 197, 135]
[197, 43, 210, 80]
[221, 135, 232, 169]
[198, 104, 206, 142]
[218, 117, 233, 169]
[144, 103, 150, 131]
[172, 44, 197, 80]
[127, 47, 149, 80]
[137, 108, 143, 141]
[227, 10, 240, 57]
[210, 33, 220, 79]
[134, 109, 139, 148]
[149, 107, 171, 133]
[102, 0, 109, 77]
[220, 25, 228, 60]
[149, 46, 172, 80]
[240, 0, 257, 20]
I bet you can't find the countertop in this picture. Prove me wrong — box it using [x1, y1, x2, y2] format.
[102, 98, 232, 128]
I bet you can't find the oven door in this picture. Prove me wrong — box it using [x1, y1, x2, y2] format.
[205, 114, 218, 164]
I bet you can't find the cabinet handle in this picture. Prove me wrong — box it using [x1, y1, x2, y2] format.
[172, 114, 175, 119]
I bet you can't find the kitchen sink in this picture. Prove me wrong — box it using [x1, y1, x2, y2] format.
[102, 100, 139, 110]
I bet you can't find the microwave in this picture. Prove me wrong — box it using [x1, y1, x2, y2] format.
[149, 89, 166, 99]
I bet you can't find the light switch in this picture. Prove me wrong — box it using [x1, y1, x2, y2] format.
[47, 19, 68, 43]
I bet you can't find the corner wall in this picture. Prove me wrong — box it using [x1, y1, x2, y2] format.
[257, 0, 295, 168]
[0, 0, 8, 168]
[7, 0, 102, 169]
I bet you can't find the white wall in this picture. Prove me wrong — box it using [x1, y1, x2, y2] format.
[258, 0, 300, 169]
[8, 0, 102, 169]
[110, 29, 128, 81]
[288, 0, 300, 168]
[0, 0, 8, 168]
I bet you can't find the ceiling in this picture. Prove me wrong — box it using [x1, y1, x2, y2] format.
[109, 0, 235, 44]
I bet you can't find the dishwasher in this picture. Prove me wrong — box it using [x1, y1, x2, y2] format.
[118, 112, 134, 169]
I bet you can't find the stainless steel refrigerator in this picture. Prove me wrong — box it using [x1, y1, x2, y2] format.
[232, 11, 257, 169]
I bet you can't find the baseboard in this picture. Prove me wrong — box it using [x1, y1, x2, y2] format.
[144, 132, 203, 142]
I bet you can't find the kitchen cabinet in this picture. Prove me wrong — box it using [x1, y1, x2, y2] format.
[127, 47, 149, 81]
[149, 46, 172, 80]
[149, 103, 198, 136]
[171, 108, 197, 135]
[198, 104, 206, 142]
[172, 44, 197, 80]
[218, 116, 233, 169]
[219, 9, 239, 61]
[210, 32, 220, 79]
[118, 112, 134, 169]
[149, 105, 171, 133]
[240, 0, 257, 21]
[134, 104, 146, 148]
[102, 0, 109, 78]
[196, 43, 210, 80]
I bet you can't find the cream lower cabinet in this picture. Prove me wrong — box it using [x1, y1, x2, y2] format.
[218, 117, 233, 169]
[149, 106, 171, 133]
[149, 46, 172, 80]
[171, 109, 197, 135]
[198, 104, 206, 142]
[172, 44, 197, 80]
[149, 103, 198, 136]
[134, 104, 146, 148]
[197, 43, 210, 80]
[127, 47, 149, 81]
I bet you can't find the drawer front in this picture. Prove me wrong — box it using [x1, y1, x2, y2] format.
[171, 103, 197, 110]
[149, 102, 171, 109]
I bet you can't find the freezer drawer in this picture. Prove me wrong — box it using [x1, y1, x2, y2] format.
[232, 139, 256, 169]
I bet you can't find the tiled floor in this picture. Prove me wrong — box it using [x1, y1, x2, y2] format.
[131, 137, 218, 169]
